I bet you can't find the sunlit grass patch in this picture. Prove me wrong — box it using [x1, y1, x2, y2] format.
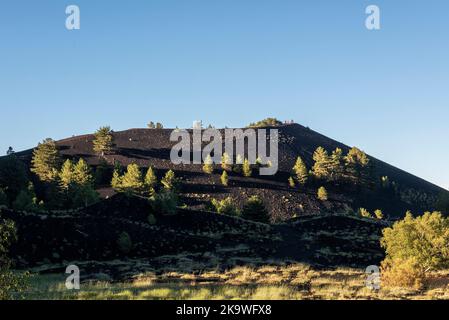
[19, 264, 449, 300]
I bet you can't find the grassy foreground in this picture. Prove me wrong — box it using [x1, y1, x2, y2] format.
[22, 264, 449, 300]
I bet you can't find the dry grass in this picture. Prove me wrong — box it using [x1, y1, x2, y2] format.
[20, 265, 449, 300]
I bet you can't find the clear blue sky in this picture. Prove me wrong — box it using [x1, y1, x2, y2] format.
[1, 0, 448, 190]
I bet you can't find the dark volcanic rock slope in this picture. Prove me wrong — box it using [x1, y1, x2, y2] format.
[14, 124, 448, 221]
[2, 194, 386, 273]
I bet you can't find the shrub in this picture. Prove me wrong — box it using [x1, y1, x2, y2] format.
[94, 159, 110, 186]
[317, 187, 328, 201]
[59, 158, 98, 208]
[381, 258, 425, 289]
[150, 191, 178, 215]
[209, 197, 239, 216]
[13, 182, 40, 212]
[248, 118, 282, 128]
[117, 232, 132, 254]
[288, 177, 296, 188]
[359, 208, 372, 218]
[374, 209, 384, 220]
[1, 216, 29, 300]
[380, 211, 449, 287]
[221, 171, 229, 186]
[147, 121, 156, 129]
[242, 196, 270, 224]
[0, 188, 8, 207]
[0, 155, 28, 204]
[436, 192, 449, 214]
[147, 214, 157, 225]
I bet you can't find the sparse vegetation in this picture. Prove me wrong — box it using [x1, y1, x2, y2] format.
[2, 119, 449, 301]
[147, 122, 164, 129]
[248, 118, 283, 128]
[21, 264, 449, 300]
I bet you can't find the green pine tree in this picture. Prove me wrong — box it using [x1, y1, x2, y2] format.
[73, 159, 98, 207]
[293, 156, 308, 185]
[144, 167, 158, 194]
[312, 147, 332, 181]
[242, 158, 252, 177]
[203, 154, 214, 174]
[161, 170, 178, 192]
[317, 186, 328, 201]
[31, 138, 61, 182]
[242, 196, 270, 224]
[13, 182, 39, 212]
[221, 153, 232, 171]
[0, 154, 28, 203]
[344, 147, 370, 185]
[93, 126, 113, 157]
[329, 148, 344, 182]
[288, 177, 296, 188]
[73, 159, 93, 187]
[121, 164, 144, 194]
[221, 171, 229, 186]
[59, 159, 75, 190]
